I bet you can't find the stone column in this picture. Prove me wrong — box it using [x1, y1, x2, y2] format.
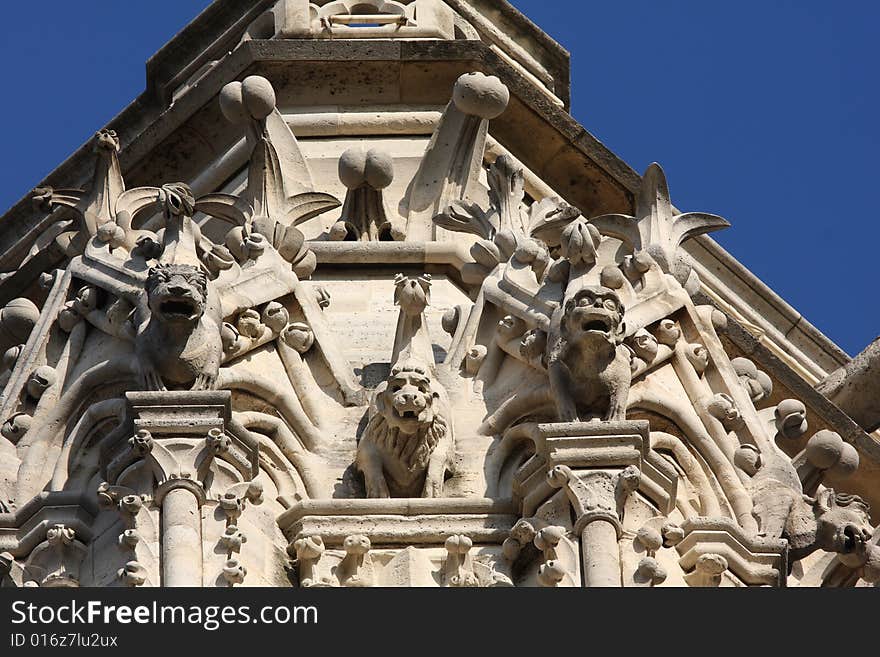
[548, 464, 641, 587]
[158, 481, 205, 587]
[537, 421, 648, 588]
[125, 391, 232, 588]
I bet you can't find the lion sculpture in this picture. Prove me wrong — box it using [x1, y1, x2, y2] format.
[356, 359, 454, 498]
[546, 285, 631, 422]
[136, 263, 223, 391]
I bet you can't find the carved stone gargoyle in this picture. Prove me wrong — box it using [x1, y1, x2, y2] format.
[356, 274, 454, 498]
[135, 184, 223, 391]
[356, 358, 453, 498]
[757, 485, 873, 563]
[744, 442, 874, 563]
[546, 285, 631, 422]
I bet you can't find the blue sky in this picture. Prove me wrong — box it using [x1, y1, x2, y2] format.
[0, 1, 877, 356]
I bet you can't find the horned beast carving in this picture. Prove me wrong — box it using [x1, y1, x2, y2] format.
[136, 263, 223, 391]
[755, 485, 873, 562]
[546, 285, 631, 422]
[745, 440, 874, 562]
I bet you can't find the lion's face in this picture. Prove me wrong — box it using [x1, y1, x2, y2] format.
[146, 264, 208, 325]
[563, 286, 625, 345]
[377, 362, 438, 434]
[815, 490, 873, 555]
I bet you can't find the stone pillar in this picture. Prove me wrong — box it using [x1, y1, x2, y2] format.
[548, 464, 641, 587]
[125, 391, 232, 588]
[159, 482, 204, 587]
[538, 421, 648, 588]
[581, 518, 621, 587]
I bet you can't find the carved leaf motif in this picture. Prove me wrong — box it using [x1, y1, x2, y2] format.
[287, 192, 343, 226]
[528, 199, 582, 245]
[195, 194, 253, 227]
[433, 200, 495, 239]
[487, 155, 527, 236]
[114, 187, 165, 226]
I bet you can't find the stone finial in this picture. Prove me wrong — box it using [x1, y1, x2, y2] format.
[444, 535, 479, 587]
[589, 162, 730, 278]
[794, 430, 859, 495]
[0, 298, 39, 348]
[452, 72, 510, 119]
[201, 75, 341, 277]
[403, 72, 509, 240]
[334, 147, 400, 242]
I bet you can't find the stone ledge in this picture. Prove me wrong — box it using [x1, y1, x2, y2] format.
[278, 497, 517, 548]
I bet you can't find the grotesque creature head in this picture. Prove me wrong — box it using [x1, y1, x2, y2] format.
[562, 286, 626, 345]
[146, 263, 208, 325]
[814, 490, 873, 556]
[366, 359, 449, 475]
[376, 360, 439, 435]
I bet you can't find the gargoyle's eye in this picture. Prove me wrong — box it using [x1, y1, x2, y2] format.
[604, 298, 618, 312]
[391, 385, 401, 393]
[577, 296, 592, 307]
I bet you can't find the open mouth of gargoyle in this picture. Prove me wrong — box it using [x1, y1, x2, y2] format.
[398, 410, 419, 420]
[160, 298, 198, 320]
[581, 319, 611, 333]
[842, 526, 860, 553]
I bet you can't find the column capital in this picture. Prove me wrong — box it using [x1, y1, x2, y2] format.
[548, 464, 640, 537]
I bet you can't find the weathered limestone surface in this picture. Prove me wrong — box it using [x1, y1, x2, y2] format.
[0, 0, 878, 588]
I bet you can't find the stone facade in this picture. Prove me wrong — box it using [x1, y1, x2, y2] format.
[0, 0, 878, 588]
